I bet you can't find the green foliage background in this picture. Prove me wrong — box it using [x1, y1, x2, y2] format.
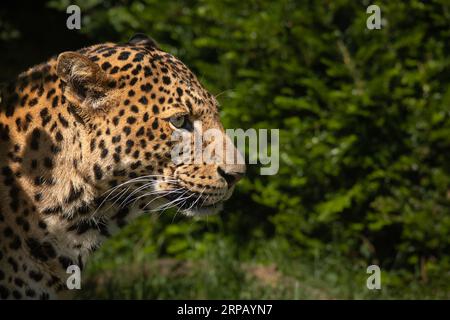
[1, 0, 450, 298]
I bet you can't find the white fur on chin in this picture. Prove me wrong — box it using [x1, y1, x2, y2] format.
[182, 202, 224, 217]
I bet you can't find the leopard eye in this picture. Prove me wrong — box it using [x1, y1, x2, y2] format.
[169, 114, 187, 128]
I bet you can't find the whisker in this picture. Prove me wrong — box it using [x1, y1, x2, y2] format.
[142, 188, 184, 210]
[119, 180, 178, 208]
[152, 194, 192, 215]
[199, 193, 210, 208]
[92, 174, 178, 216]
[100, 174, 176, 201]
[214, 88, 234, 99]
[186, 187, 207, 211]
[150, 189, 195, 216]
[128, 188, 180, 208]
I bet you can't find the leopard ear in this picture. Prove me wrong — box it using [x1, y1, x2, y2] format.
[56, 52, 113, 114]
[128, 33, 159, 49]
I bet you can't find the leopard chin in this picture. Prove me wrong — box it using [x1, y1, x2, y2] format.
[182, 202, 224, 217]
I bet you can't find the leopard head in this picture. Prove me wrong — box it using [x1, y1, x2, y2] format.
[56, 34, 245, 217]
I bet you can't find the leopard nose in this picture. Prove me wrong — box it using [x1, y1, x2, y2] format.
[217, 164, 246, 187]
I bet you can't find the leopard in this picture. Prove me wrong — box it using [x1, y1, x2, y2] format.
[0, 34, 245, 299]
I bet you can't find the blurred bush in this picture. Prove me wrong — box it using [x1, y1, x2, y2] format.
[43, 0, 450, 281]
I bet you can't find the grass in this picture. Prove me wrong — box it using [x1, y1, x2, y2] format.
[75, 217, 450, 300]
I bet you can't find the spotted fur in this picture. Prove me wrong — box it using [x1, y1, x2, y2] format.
[0, 34, 245, 299]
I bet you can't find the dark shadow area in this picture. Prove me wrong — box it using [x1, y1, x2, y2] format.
[0, 0, 90, 82]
